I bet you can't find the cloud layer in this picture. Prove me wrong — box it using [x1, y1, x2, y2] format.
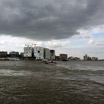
[0, 0, 104, 40]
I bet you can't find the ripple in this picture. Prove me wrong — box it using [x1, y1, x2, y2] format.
[0, 69, 32, 76]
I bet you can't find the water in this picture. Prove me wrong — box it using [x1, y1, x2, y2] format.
[0, 61, 104, 104]
[56, 61, 104, 84]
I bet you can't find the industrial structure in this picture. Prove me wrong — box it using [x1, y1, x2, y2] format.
[33, 46, 44, 59]
[24, 45, 55, 60]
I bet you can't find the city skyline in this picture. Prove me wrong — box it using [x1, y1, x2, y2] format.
[0, 0, 104, 59]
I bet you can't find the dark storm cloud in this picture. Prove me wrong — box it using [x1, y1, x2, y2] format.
[0, 0, 104, 40]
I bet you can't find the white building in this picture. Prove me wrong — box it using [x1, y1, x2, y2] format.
[33, 47, 51, 60]
[33, 47, 44, 59]
[24, 47, 33, 57]
[24, 46, 55, 60]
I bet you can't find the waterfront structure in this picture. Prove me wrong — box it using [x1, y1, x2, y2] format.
[24, 46, 53, 60]
[44, 48, 51, 60]
[9, 51, 19, 57]
[92, 57, 98, 61]
[55, 56, 60, 61]
[84, 54, 88, 60]
[0, 51, 8, 57]
[24, 45, 55, 60]
[60, 54, 68, 61]
[24, 47, 33, 58]
[83, 54, 92, 60]
[33, 47, 52, 60]
[68, 56, 74, 60]
[68, 56, 80, 61]
[83, 54, 98, 61]
[50, 50, 55, 60]
[33, 46, 44, 59]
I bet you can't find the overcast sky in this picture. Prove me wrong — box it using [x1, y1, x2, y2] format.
[0, 0, 104, 59]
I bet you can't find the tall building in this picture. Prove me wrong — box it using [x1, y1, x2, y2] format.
[24, 47, 33, 58]
[50, 50, 55, 60]
[24, 46, 55, 60]
[33, 46, 44, 59]
[44, 48, 51, 60]
[33, 47, 51, 60]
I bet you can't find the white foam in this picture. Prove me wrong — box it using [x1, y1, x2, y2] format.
[0, 69, 32, 76]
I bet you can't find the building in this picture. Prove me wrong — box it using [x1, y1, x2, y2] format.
[83, 54, 92, 60]
[84, 54, 88, 60]
[92, 57, 98, 61]
[19, 52, 24, 59]
[33, 46, 52, 60]
[9, 51, 19, 57]
[44, 48, 51, 60]
[68, 56, 74, 60]
[83, 54, 98, 61]
[24, 46, 55, 60]
[60, 54, 68, 61]
[50, 50, 55, 60]
[68, 56, 80, 61]
[24, 47, 33, 58]
[33, 46, 44, 59]
[55, 56, 60, 61]
[0, 51, 8, 57]
[33, 47, 51, 60]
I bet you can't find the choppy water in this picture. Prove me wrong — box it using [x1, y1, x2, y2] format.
[56, 61, 104, 84]
[0, 61, 104, 104]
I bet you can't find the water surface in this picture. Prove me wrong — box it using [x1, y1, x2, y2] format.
[0, 61, 104, 104]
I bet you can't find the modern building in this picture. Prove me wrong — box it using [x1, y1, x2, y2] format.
[33, 46, 53, 60]
[44, 48, 51, 60]
[24, 46, 55, 60]
[33, 46, 44, 59]
[24, 47, 33, 58]
[50, 50, 55, 60]
[60, 54, 68, 61]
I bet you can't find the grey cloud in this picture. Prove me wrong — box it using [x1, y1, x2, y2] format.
[0, 0, 104, 40]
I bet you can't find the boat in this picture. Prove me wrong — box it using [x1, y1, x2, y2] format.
[42, 59, 56, 64]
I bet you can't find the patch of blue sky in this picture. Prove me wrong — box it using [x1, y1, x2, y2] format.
[93, 33, 104, 39]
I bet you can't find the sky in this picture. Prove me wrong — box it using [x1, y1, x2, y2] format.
[0, 0, 104, 59]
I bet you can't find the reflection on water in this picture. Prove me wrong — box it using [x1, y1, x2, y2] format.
[0, 61, 104, 104]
